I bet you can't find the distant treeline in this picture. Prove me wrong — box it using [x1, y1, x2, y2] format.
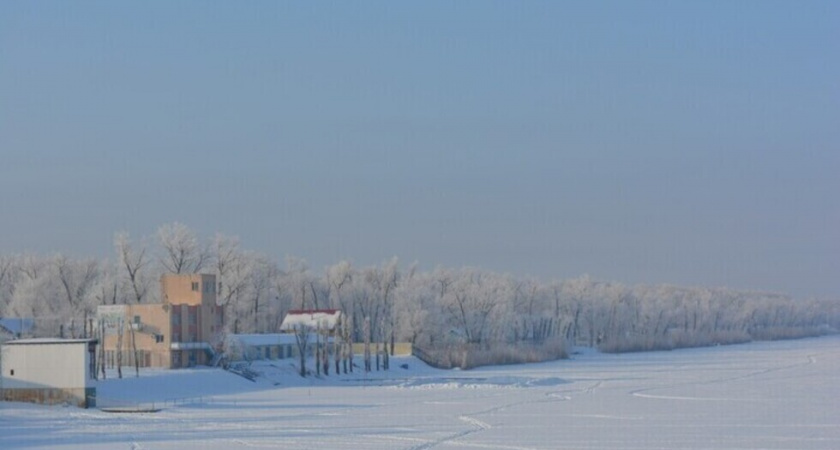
[1, 222, 838, 367]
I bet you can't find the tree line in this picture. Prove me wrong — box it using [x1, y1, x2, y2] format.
[1, 222, 838, 368]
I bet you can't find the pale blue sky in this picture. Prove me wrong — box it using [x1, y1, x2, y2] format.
[1, 1, 838, 296]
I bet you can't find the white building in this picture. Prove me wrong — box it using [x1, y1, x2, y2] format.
[1, 338, 97, 408]
[226, 334, 299, 361]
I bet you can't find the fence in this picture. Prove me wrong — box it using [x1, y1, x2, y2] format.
[96, 394, 241, 413]
[350, 342, 413, 356]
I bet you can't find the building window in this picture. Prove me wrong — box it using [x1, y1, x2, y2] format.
[155, 334, 164, 343]
[172, 313, 180, 325]
[191, 281, 199, 292]
[133, 315, 141, 325]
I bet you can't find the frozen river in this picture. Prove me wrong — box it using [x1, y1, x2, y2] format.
[2, 336, 839, 449]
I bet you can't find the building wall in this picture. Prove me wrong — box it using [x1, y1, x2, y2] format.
[2, 387, 94, 408]
[97, 274, 222, 369]
[101, 303, 174, 369]
[161, 274, 217, 307]
[1, 342, 90, 389]
[1, 340, 94, 408]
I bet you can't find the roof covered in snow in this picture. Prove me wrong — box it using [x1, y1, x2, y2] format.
[279, 309, 342, 332]
[3, 338, 94, 345]
[170, 342, 212, 350]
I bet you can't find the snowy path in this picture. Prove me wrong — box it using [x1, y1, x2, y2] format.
[2, 336, 839, 449]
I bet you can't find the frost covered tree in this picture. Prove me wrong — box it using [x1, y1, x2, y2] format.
[114, 232, 153, 304]
[212, 234, 247, 330]
[284, 256, 314, 311]
[326, 260, 353, 312]
[246, 254, 278, 333]
[393, 270, 436, 347]
[87, 261, 119, 307]
[352, 261, 399, 370]
[3, 222, 840, 365]
[114, 232, 152, 376]
[512, 277, 554, 343]
[441, 268, 509, 347]
[156, 222, 210, 274]
[212, 234, 276, 335]
[7, 254, 57, 336]
[326, 260, 353, 370]
[0, 254, 17, 317]
[53, 254, 100, 337]
[292, 323, 310, 377]
[215, 249, 279, 334]
[365, 258, 398, 360]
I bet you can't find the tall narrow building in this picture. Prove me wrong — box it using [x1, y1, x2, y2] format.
[97, 274, 223, 368]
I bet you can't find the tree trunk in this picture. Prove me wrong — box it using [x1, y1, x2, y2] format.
[390, 329, 395, 356]
[130, 321, 140, 377]
[294, 325, 308, 377]
[315, 325, 321, 377]
[346, 317, 353, 373]
[97, 319, 106, 380]
[322, 337, 329, 376]
[334, 331, 341, 375]
[363, 316, 371, 372]
[299, 348, 306, 377]
[116, 318, 124, 379]
[382, 318, 389, 370]
[253, 295, 259, 333]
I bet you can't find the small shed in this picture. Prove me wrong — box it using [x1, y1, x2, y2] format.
[1, 338, 97, 408]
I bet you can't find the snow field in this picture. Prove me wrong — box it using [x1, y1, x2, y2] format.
[2, 336, 839, 449]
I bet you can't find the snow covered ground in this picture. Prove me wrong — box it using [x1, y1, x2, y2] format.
[2, 336, 839, 449]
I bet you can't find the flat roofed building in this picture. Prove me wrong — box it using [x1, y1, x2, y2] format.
[97, 274, 223, 369]
[1, 338, 97, 408]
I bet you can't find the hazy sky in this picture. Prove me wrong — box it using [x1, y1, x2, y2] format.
[1, 1, 838, 297]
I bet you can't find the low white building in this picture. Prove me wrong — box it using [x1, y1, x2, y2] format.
[227, 333, 298, 361]
[1, 338, 97, 408]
